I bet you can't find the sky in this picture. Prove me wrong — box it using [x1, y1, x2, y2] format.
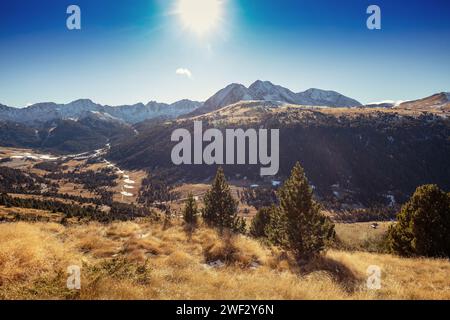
[0, 0, 449, 107]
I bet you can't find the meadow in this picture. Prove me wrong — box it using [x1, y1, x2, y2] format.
[1, 219, 449, 300]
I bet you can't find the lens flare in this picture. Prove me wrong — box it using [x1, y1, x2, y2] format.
[176, 0, 223, 36]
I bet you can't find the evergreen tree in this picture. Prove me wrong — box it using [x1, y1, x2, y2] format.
[388, 184, 450, 258]
[234, 216, 247, 234]
[264, 205, 289, 247]
[183, 193, 198, 226]
[202, 167, 239, 232]
[277, 162, 335, 260]
[250, 206, 273, 238]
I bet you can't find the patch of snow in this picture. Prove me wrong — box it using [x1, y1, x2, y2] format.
[207, 260, 225, 268]
[271, 180, 281, 187]
[385, 194, 396, 206]
[39, 155, 58, 160]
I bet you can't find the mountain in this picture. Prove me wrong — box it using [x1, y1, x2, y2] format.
[0, 110, 135, 154]
[396, 92, 450, 111]
[191, 80, 361, 116]
[363, 101, 396, 108]
[38, 116, 135, 154]
[0, 120, 41, 148]
[248, 80, 300, 104]
[296, 88, 362, 108]
[193, 83, 253, 115]
[0, 99, 202, 125]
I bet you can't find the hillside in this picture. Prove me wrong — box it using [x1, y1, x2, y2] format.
[396, 92, 450, 111]
[109, 102, 450, 207]
[0, 112, 135, 154]
[1, 220, 449, 299]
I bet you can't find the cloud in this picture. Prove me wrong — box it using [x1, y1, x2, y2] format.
[176, 68, 192, 79]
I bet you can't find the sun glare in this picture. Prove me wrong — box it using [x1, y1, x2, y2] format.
[176, 0, 223, 36]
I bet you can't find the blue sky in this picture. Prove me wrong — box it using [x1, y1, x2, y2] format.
[0, 0, 449, 107]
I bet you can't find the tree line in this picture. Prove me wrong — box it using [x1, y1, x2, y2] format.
[0, 193, 155, 223]
[182, 163, 450, 261]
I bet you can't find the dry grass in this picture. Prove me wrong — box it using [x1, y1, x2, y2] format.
[334, 222, 391, 252]
[0, 206, 63, 223]
[0, 220, 449, 300]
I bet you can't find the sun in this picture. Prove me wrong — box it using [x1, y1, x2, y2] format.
[176, 0, 224, 36]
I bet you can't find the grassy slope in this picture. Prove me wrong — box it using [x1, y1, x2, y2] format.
[0, 220, 449, 300]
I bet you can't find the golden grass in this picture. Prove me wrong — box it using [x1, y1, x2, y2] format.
[0, 206, 63, 222]
[0, 220, 449, 300]
[334, 222, 391, 252]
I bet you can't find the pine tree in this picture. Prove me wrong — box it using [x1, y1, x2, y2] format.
[264, 205, 289, 247]
[183, 193, 198, 226]
[234, 216, 247, 234]
[250, 206, 273, 238]
[388, 184, 450, 258]
[277, 162, 335, 260]
[202, 167, 239, 232]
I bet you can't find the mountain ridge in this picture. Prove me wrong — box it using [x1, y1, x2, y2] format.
[0, 99, 202, 124]
[190, 80, 362, 116]
[395, 92, 450, 111]
[1, 82, 448, 124]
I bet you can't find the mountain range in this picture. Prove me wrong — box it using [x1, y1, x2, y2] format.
[0, 99, 202, 125]
[1, 81, 448, 127]
[0, 81, 449, 207]
[0, 81, 363, 125]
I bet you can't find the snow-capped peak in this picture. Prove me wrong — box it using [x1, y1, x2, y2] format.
[249, 80, 299, 104]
